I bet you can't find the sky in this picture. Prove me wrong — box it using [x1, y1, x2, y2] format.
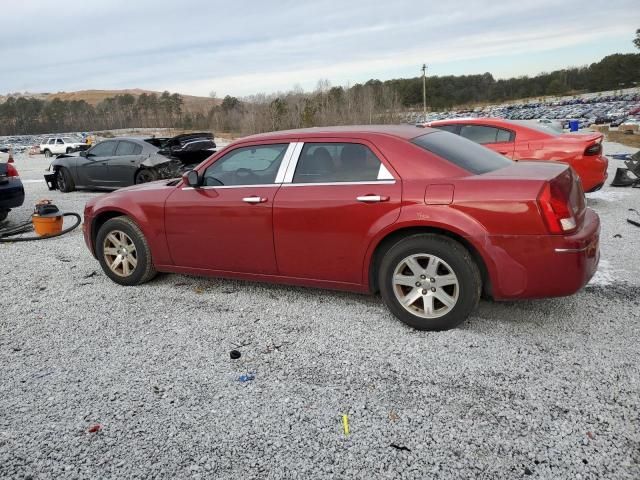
[1, 0, 638, 98]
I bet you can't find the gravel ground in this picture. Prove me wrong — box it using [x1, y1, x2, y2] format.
[1, 142, 639, 479]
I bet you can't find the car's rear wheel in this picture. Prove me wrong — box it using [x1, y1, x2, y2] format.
[135, 168, 157, 184]
[56, 167, 75, 193]
[378, 234, 481, 331]
[96, 217, 156, 286]
[44, 150, 51, 158]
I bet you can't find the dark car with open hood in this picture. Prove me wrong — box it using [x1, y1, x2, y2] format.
[44, 132, 216, 192]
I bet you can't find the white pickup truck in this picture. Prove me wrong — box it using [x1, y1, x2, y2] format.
[39, 136, 88, 157]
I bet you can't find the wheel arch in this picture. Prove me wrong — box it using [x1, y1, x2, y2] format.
[91, 210, 127, 253]
[367, 226, 493, 298]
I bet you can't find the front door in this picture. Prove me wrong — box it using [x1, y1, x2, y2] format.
[273, 140, 402, 285]
[77, 140, 118, 187]
[164, 142, 293, 274]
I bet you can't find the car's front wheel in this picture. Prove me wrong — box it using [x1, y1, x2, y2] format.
[96, 217, 157, 286]
[43, 150, 51, 158]
[0, 210, 8, 222]
[378, 234, 481, 331]
[56, 167, 75, 193]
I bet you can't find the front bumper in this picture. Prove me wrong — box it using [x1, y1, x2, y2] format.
[487, 208, 600, 299]
[44, 172, 58, 191]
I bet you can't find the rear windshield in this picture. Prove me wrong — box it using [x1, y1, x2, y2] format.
[412, 131, 511, 174]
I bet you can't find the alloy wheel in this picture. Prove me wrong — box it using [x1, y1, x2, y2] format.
[392, 253, 459, 319]
[103, 230, 138, 277]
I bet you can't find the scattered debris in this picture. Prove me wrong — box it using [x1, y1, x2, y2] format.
[342, 414, 350, 436]
[229, 350, 241, 360]
[524, 466, 533, 475]
[87, 424, 102, 433]
[388, 410, 400, 422]
[627, 219, 640, 228]
[194, 286, 204, 294]
[83, 271, 97, 279]
[238, 373, 255, 382]
[613, 234, 622, 238]
[390, 443, 411, 452]
[586, 431, 596, 440]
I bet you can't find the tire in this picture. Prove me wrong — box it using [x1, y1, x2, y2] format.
[0, 210, 8, 222]
[66, 147, 72, 154]
[378, 234, 481, 331]
[44, 150, 51, 158]
[56, 167, 75, 193]
[96, 217, 157, 286]
[135, 168, 157, 184]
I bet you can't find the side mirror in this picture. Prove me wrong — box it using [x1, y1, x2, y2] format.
[183, 170, 200, 188]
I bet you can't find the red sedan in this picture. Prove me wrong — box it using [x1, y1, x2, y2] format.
[424, 118, 608, 192]
[83, 126, 600, 330]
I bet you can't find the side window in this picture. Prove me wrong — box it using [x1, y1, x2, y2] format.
[293, 142, 383, 183]
[433, 125, 458, 134]
[89, 141, 117, 157]
[115, 141, 138, 156]
[203, 144, 288, 186]
[56, 138, 64, 145]
[48, 138, 55, 145]
[460, 125, 502, 144]
[496, 128, 513, 142]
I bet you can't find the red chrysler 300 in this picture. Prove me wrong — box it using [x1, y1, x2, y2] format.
[83, 126, 600, 330]
[423, 118, 608, 192]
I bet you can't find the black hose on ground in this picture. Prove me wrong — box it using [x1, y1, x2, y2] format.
[0, 212, 82, 242]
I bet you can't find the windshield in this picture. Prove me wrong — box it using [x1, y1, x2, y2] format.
[412, 131, 511, 175]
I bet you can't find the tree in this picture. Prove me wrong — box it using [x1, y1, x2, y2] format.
[635, 29, 640, 50]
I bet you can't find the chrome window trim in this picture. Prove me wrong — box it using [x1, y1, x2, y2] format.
[378, 163, 394, 180]
[181, 184, 280, 191]
[274, 143, 297, 184]
[281, 180, 396, 187]
[282, 142, 304, 183]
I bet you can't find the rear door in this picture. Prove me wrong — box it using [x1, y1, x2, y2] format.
[110, 140, 144, 187]
[458, 124, 516, 159]
[272, 139, 401, 285]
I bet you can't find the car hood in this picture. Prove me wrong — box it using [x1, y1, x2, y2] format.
[112, 178, 182, 194]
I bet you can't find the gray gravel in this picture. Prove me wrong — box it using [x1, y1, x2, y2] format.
[1, 143, 639, 479]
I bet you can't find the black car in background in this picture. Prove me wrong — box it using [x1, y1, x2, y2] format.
[0, 161, 25, 222]
[44, 132, 216, 192]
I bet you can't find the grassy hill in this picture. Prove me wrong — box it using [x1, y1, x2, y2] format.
[0, 89, 219, 115]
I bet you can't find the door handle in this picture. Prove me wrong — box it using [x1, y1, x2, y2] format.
[356, 195, 389, 203]
[242, 196, 268, 204]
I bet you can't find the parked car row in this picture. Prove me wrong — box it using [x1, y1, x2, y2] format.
[408, 91, 640, 128]
[44, 132, 216, 191]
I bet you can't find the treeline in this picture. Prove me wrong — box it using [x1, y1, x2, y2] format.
[0, 91, 186, 136]
[1, 53, 638, 136]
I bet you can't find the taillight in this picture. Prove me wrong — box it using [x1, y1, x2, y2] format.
[6, 163, 19, 177]
[584, 143, 602, 156]
[537, 181, 576, 234]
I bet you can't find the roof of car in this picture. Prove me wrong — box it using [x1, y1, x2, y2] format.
[240, 125, 433, 142]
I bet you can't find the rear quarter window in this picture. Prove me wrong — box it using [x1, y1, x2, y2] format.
[412, 131, 512, 174]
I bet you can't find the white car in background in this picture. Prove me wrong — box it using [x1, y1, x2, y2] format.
[39, 136, 88, 157]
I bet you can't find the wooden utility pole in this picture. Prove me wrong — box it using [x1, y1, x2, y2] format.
[422, 64, 427, 114]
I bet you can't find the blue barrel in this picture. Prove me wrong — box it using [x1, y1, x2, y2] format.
[569, 119, 579, 132]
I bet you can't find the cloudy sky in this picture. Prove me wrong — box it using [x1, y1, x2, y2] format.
[2, 0, 638, 97]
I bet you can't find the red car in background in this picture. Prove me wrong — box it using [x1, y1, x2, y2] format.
[424, 118, 608, 192]
[83, 126, 600, 331]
